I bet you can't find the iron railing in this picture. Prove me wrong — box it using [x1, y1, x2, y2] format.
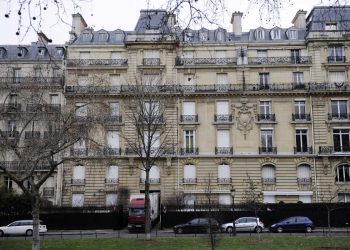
[217, 178, 232, 184]
[292, 83, 308, 90]
[24, 131, 41, 139]
[66, 59, 128, 67]
[294, 147, 313, 154]
[142, 58, 160, 66]
[105, 178, 119, 184]
[26, 104, 42, 112]
[140, 178, 161, 184]
[182, 178, 197, 184]
[139, 115, 164, 124]
[292, 113, 311, 121]
[261, 177, 276, 184]
[257, 114, 276, 121]
[0, 161, 53, 171]
[70, 148, 88, 156]
[215, 147, 233, 155]
[43, 187, 54, 197]
[45, 104, 61, 112]
[65, 85, 121, 94]
[0, 104, 22, 112]
[71, 179, 85, 185]
[175, 57, 237, 66]
[248, 56, 311, 65]
[104, 147, 121, 156]
[103, 115, 122, 123]
[180, 147, 199, 155]
[214, 114, 233, 123]
[1, 131, 19, 138]
[180, 115, 198, 123]
[327, 56, 346, 63]
[328, 113, 350, 120]
[297, 178, 312, 184]
[319, 146, 350, 154]
[259, 147, 277, 154]
[0, 77, 63, 85]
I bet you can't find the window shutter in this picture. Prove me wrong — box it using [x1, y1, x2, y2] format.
[297, 165, 310, 179]
[74, 139, 86, 150]
[78, 75, 88, 86]
[183, 102, 195, 115]
[107, 166, 118, 179]
[216, 101, 229, 115]
[107, 131, 119, 148]
[262, 165, 275, 179]
[329, 71, 345, 83]
[218, 164, 230, 179]
[217, 130, 230, 147]
[184, 165, 196, 178]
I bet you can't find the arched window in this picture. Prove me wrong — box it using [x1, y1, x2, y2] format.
[336, 164, 350, 182]
[199, 29, 208, 41]
[255, 29, 265, 40]
[297, 164, 311, 184]
[261, 164, 275, 184]
[215, 29, 225, 41]
[270, 28, 281, 39]
[183, 164, 196, 183]
[287, 29, 298, 40]
[141, 166, 160, 184]
[218, 164, 231, 183]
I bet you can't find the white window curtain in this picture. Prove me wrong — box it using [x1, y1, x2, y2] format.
[50, 95, 59, 105]
[217, 130, 230, 147]
[218, 164, 230, 179]
[107, 131, 119, 148]
[106, 193, 118, 206]
[72, 194, 84, 207]
[78, 75, 88, 86]
[329, 71, 345, 83]
[106, 165, 118, 179]
[184, 165, 196, 179]
[262, 165, 275, 179]
[297, 165, 310, 179]
[183, 102, 195, 115]
[216, 74, 228, 85]
[110, 74, 120, 86]
[216, 101, 229, 115]
[73, 165, 85, 180]
[219, 194, 232, 205]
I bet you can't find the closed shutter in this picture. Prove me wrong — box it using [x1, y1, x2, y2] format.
[184, 195, 195, 205]
[262, 165, 275, 179]
[297, 165, 310, 179]
[184, 165, 196, 179]
[106, 193, 118, 206]
[329, 71, 345, 83]
[219, 194, 232, 205]
[72, 194, 84, 207]
[107, 166, 118, 179]
[218, 164, 230, 179]
[217, 130, 230, 147]
[73, 165, 85, 180]
[183, 102, 195, 115]
[216, 74, 228, 85]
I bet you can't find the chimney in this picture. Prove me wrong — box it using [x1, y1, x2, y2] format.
[292, 10, 307, 28]
[231, 12, 243, 36]
[70, 13, 88, 39]
[37, 32, 51, 45]
[167, 13, 176, 32]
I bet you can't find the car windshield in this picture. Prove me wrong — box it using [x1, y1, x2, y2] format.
[129, 208, 144, 216]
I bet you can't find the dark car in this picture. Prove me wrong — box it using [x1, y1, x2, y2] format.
[269, 216, 314, 233]
[173, 218, 220, 234]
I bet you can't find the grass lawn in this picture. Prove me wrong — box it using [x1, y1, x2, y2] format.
[0, 236, 349, 250]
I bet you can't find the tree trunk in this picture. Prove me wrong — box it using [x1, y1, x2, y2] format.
[31, 191, 41, 250]
[145, 167, 151, 240]
[327, 208, 331, 236]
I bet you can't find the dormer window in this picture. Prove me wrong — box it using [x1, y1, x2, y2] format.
[56, 48, 64, 56]
[0, 48, 5, 58]
[38, 48, 46, 56]
[255, 29, 265, 40]
[271, 29, 281, 40]
[287, 29, 298, 40]
[82, 33, 92, 42]
[17, 47, 26, 58]
[115, 32, 124, 41]
[199, 31, 208, 41]
[184, 31, 193, 42]
[216, 30, 224, 41]
[98, 32, 108, 42]
[325, 22, 337, 31]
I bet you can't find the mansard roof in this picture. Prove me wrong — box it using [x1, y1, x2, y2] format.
[0, 44, 64, 61]
[307, 6, 350, 31]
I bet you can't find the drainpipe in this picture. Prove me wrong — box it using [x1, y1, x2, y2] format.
[310, 95, 319, 202]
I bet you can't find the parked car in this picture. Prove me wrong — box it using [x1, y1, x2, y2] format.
[269, 216, 314, 233]
[221, 217, 264, 233]
[0, 220, 47, 237]
[173, 218, 220, 234]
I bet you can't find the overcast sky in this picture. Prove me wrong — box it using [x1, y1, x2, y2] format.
[0, 0, 323, 45]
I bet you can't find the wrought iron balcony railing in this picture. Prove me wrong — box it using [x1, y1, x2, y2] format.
[327, 56, 346, 63]
[215, 147, 233, 155]
[248, 56, 311, 65]
[0, 77, 63, 85]
[71, 179, 85, 185]
[297, 178, 312, 185]
[259, 147, 277, 154]
[180, 147, 199, 155]
[294, 147, 313, 154]
[105, 178, 119, 184]
[139, 115, 164, 124]
[70, 148, 88, 156]
[175, 57, 237, 66]
[1, 131, 19, 138]
[142, 58, 160, 66]
[1, 104, 22, 112]
[104, 147, 121, 156]
[257, 114, 276, 122]
[24, 131, 41, 139]
[292, 83, 308, 90]
[328, 113, 350, 120]
[65, 85, 121, 94]
[261, 177, 276, 184]
[103, 115, 122, 123]
[214, 114, 232, 123]
[292, 113, 311, 121]
[42, 187, 54, 197]
[180, 115, 198, 123]
[182, 178, 197, 184]
[66, 59, 128, 67]
[319, 146, 350, 154]
[140, 178, 161, 184]
[0, 161, 53, 171]
[45, 104, 61, 112]
[217, 178, 232, 184]
[26, 104, 42, 112]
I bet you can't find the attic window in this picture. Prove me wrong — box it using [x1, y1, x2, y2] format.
[115, 33, 124, 41]
[255, 29, 265, 40]
[216, 30, 224, 41]
[82, 33, 92, 41]
[271, 29, 281, 40]
[17, 47, 26, 58]
[288, 29, 297, 40]
[98, 33, 108, 41]
[56, 48, 63, 56]
[325, 22, 337, 31]
[0, 48, 4, 58]
[199, 31, 208, 41]
[38, 48, 46, 56]
[184, 32, 193, 42]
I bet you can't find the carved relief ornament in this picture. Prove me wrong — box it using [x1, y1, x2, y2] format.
[233, 97, 257, 139]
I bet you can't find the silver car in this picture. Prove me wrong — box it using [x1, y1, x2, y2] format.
[221, 217, 264, 233]
[0, 220, 47, 236]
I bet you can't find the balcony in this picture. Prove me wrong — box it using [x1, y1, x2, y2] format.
[292, 83, 308, 90]
[140, 178, 161, 184]
[26, 104, 43, 112]
[0, 161, 52, 171]
[24, 131, 41, 139]
[261, 177, 276, 184]
[103, 115, 122, 123]
[214, 114, 232, 123]
[327, 56, 346, 63]
[215, 147, 233, 155]
[1, 104, 22, 113]
[104, 147, 121, 156]
[257, 114, 276, 122]
[139, 115, 164, 124]
[142, 58, 160, 66]
[65, 85, 121, 94]
[292, 113, 311, 121]
[73, 115, 91, 122]
[45, 104, 61, 112]
[328, 113, 350, 120]
[70, 148, 88, 156]
[175, 57, 237, 66]
[105, 178, 119, 184]
[182, 178, 197, 184]
[248, 56, 311, 65]
[0, 77, 63, 85]
[294, 147, 313, 154]
[259, 147, 277, 154]
[217, 178, 232, 184]
[180, 147, 199, 155]
[66, 59, 128, 67]
[319, 146, 350, 154]
[180, 115, 198, 123]
[42, 187, 54, 197]
[297, 178, 312, 185]
[1, 131, 19, 138]
[71, 179, 85, 185]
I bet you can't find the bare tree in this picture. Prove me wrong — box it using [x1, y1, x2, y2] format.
[121, 78, 176, 240]
[0, 86, 95, 250]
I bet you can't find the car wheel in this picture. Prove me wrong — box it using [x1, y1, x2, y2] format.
[0, 230, 4, 237]
[226, 226, 233, 233]
[306, 226, 313, 233]
[176, 227, 184, 234]
[255, 226, 262, 233]
[277, 226, 283, 233]
[26, 229, 33, 236]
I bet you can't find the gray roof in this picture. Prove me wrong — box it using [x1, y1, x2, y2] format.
[134, 9, 170, 33]
[307, 6, 350, 31]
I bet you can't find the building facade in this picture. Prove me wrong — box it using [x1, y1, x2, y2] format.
[1, 6, 350, 207]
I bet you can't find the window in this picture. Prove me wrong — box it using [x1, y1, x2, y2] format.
[73, 139, 86, 155]
[106, 193, 118, 206]
[34, 68, 42, 78]
[4, 176, 13, 190]
[338, 193, 350, 203]
[144, 101, 160, 117]
[17, 47, 26, 57]
[216, 101, 230, 122]
[72, 165, 85, 184]
[183, 164, 196, 183]
[115, 32, 124, 41]
[291, 49, 301, 63]
[110, 102, 120, 117]
[336, 164, 350, 182]
[143, 74, 160, 86]
[56, 48, 63, 56]
[216, 30, 224, 41]
[144, 131, 160, 153]
[293, 72, 304, 87]
[259, 101, 271, 118]
[331, 100, 348, 119]
[78, 75, 88, 86]
[259, 73, 269, 89]
[182, 101, 196, 122]
[261, 165, 275, 183]
[111, 52, 122, 59]
[184, 130, 195, 153]
[13, 68, 21, 83]
[184, 195, 195, 205]
[333, 129, 350, 152]
[184, 31, 193, 42]
[53, 68, 60, 78]
[260, 130, 273, 152]
[217, 130, 230, 154]
[199, 31, 208, 41]
[98, 32, 108, 41]
[75, 103, 87, 118]
[297, 164, 311, 184]
[218, 164, 230, 183]
[296, 129, 308, 153]
[50, 94, 59, 105]
[216, 73, 228, 85]
[219, 194, 232, 205]
[7, 120, 17, 137]
[141, 166, 160, 183]
[106, 165, 118, 184]
[72, 194, 84, 207]
[288, 29, 297, 40]
[82, 32, 92, 41]
[329, 71, 345, 84]
[144, 50, 160, 59]
[110, 74, 121, 87]
[255, 29, 265, 40]
[79, 52, 90, 59]
[9, 94, 18, 105]
[271, 29, 281, 39]
[107, 131, 120, 155]
[328, 46, 343, 62]
[294, 100, 306, 120]
[325, 23, 337, 31]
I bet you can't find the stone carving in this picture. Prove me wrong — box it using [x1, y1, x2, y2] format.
[214, 157, 234, 165]
[233, 96, 257, 139]
[180, 157, 199, 165]
[259, 157, 278, 165]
